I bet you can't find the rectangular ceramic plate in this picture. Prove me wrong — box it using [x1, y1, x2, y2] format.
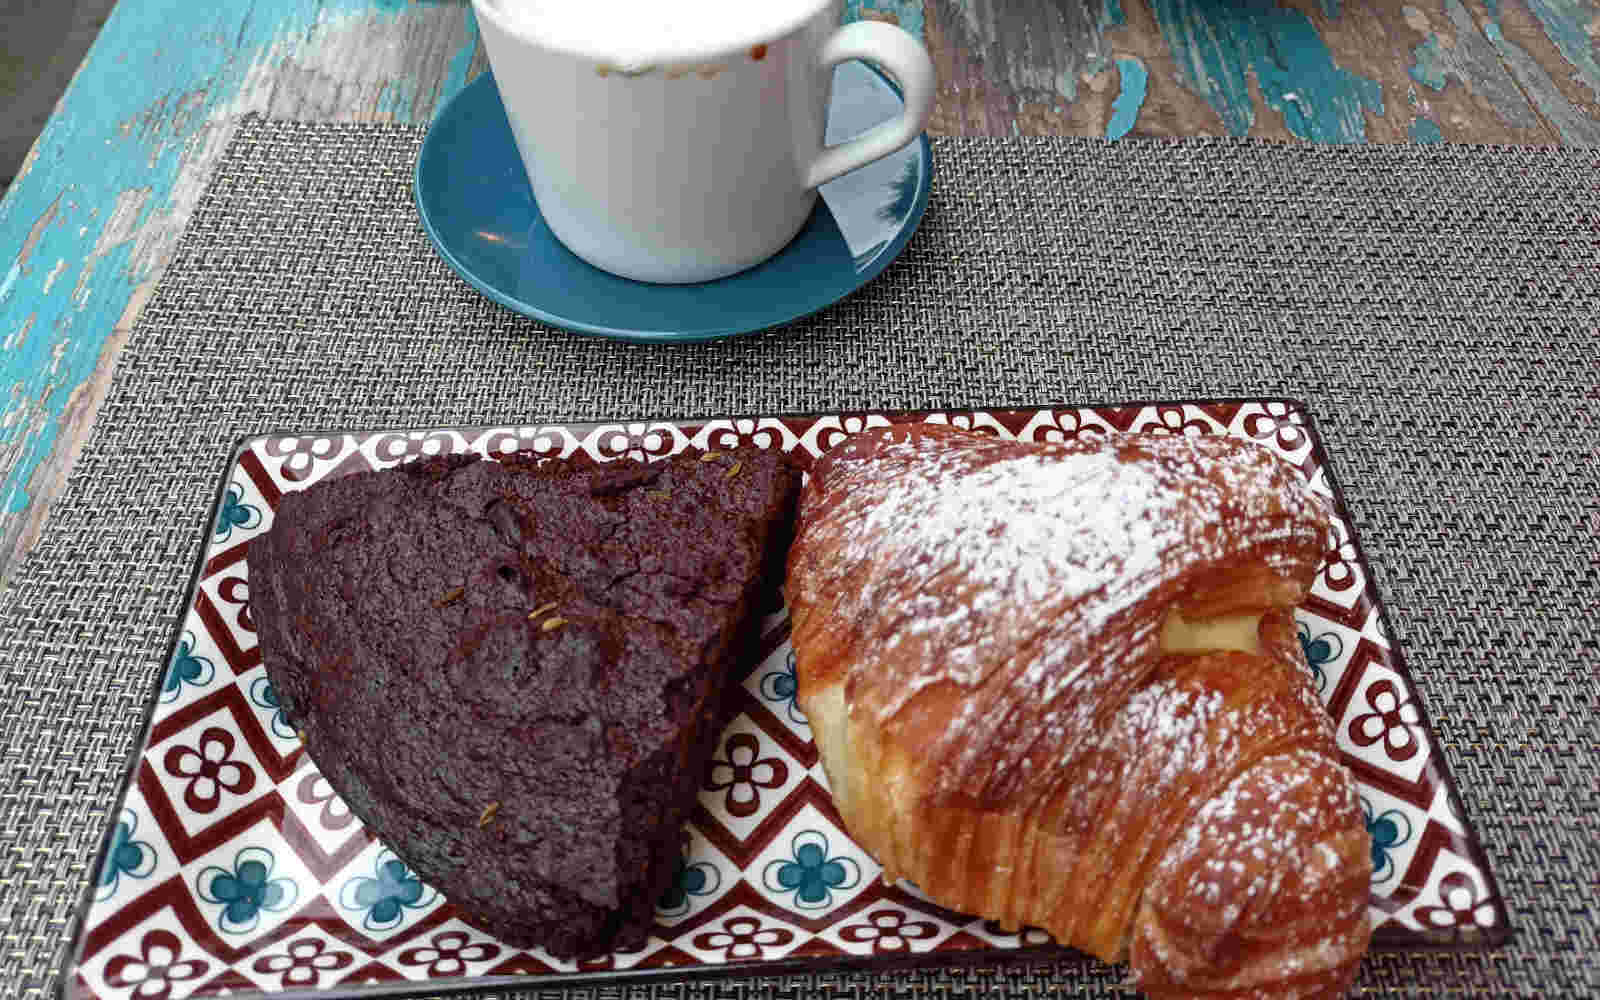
[64, 400, 1511, 1000]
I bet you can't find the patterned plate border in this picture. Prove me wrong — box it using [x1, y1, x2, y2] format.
[62, 399, 1512, 1000]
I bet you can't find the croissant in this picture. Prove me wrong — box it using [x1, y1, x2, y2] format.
[784, 423, 1372, 999]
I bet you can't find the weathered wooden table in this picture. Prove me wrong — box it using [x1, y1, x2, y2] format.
[1, 0, 1596, 585]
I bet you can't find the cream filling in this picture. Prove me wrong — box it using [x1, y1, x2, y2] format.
[1159, 608, 1263, 657]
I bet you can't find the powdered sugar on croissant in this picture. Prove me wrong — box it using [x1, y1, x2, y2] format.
[784, 424, 1371, 1000]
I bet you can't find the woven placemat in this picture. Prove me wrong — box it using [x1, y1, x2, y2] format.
[2, 116, 1597, 999]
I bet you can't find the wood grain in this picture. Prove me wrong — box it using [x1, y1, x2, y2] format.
[913, 0, 1591, 143]
[1, 0, 1597, 588]
[1379, 0, 1553, 143]
[1481, 0, 1600, 143]
[0, 0, 485, 586]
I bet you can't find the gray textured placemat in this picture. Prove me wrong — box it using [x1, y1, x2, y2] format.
[3, 116, 1598, 999]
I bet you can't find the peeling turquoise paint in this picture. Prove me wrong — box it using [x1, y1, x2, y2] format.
[1320, 0, 1342, 18]
[0, 0, 479, 543]
[1058, 0, 1133, 106]
[1409, 116, 1444, 141]
[1095, 0, 1133, 121]
[1149, 0, 1383, 141]
[842, 0, 925, 37]
[0, 0, 905, 562]
[1483, 17, 1600, 142]
[1414, 0, 1600, 141]
[1409, 34, 1451, 90]
[1402, 80, 1442, 141]
[377, 78, 417, 120]
[1522, 0, 1600, 102]
[1090, 0, 1132, 100]
[1404, 0, 1545, 131]
[1107, 57, 1149, 139]
[378, 5, 480, 127]
[441, 14, 482, 102]
[1465, 0, 1600, 142]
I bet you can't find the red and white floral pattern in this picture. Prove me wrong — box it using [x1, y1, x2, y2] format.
[66, 402, 1507, 1000]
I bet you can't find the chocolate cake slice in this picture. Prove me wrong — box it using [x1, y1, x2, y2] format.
[249, 446, 798, 957]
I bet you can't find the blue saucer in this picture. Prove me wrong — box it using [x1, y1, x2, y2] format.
[414, 64, 932, 343]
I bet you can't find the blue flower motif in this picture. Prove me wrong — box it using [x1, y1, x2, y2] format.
[1362, 797, 1413, 884]
[1296, 620, 1344, 694]
[161, 632, 216, 704]
[214, 483, 263, 542]
[657, 848, 721, 918]
[196, 847, 298, 934]
[248, 675, 296, 740]
[338, 849, 436, 932]
[762, 830, 861, 910]
[759, 650, 807, 725]
[96, 808, 158, 901]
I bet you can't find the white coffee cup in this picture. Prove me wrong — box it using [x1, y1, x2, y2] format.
[470, 0, 936, 284]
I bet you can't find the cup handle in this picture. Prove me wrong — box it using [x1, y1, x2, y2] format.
[804, 21, 936, 190]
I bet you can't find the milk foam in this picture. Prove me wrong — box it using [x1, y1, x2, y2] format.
[487, 0, 822, 62]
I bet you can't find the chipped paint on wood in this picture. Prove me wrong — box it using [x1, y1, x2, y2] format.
[1148, 0, 1384, 141]
[1405, 0, 1600, 143]
[845, 0, 927, 36]
[72, 188, 151, 308]
[3, 315, 34, 357]
[940, 0, 1127, 104]
[1107, 56, 1150, 137]
[1520, 0, 1600, 103]
[1410, 115, 1447, 138]
[3, 0, 1600, 591]
[922, 0, 1142, 137]
[42, 260, 67, 296]
[13, 194, 61, 275]
[0, 0, 485, 585]
[1408, 0, 1544, 129]
[1385, 0, 1556, 142]
[1401, 76, 1449, 140]
[1484, 15, 1600, 141]
[1478, 0, 1600, 143]
[950, 0, 1582, 144]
